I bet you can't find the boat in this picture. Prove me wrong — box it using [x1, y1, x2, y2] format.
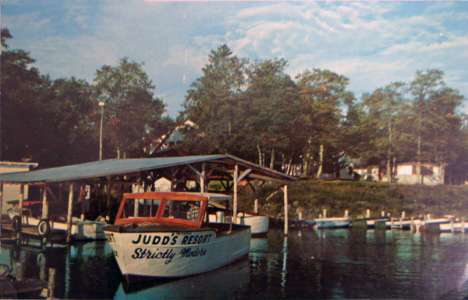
[236, 212, 269, 235]
[352, 217, 389, 228]
[7, 200, 106, 240]
[410, 217, 453, 232]
[308, 217, 352, 229]
[103, 191, 251, 282]
[385, 218, 420, 230]
[206, 199, 269, 235]
[440, 219, 468, 233]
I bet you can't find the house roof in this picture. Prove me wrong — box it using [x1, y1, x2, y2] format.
[0, 155, 296, 185]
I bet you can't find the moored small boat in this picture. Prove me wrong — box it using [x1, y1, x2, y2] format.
[352, 218, 389, 228]
[440, 220, 468, 233]
[206, 198, 269, 235]
[386, 218, 420, 230]
[309, 217, 352, 229]
[103, 192, 251, 282]
[410, 217, 453, 232]
[236, 213, 269, 235]
[7, 202, 106, 240]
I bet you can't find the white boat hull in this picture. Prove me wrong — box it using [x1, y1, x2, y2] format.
[410, 218, 452, 232]
[104, 225, 251, 280]
[237, 213, 269, 235]
[9, 212, 106, 240]
[440, 222, 468, 232]
[209, 213, 269, 235]
[313, 217, 352, 229]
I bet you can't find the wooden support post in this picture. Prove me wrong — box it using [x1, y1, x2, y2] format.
[80, 184, 85, 221]
[284, 185, 288, 236]
[0, 183, 3, 233]
[366, 209, 370, 219]
[254, 199, 258, 214]
[16, 262, 24, 280]
[66, 183, 74, 243]
[344, 210, 349, 218]
[42, 184, 49, 220]
[200, 163, 205, 193]
[47, 268, 56, 300]
[233, 164, 238, 223]
[107, 176, 112, 218]
[323, 209, 327, 219]
[18, 184, 24, 239]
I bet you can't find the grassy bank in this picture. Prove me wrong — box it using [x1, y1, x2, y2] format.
[238, 180, 468, 220]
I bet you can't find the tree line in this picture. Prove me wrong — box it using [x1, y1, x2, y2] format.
[2, 29, 467, 183]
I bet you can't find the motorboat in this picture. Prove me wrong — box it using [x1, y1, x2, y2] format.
[103, 192, 251, 282]
[439, 219, 468, 233]
[410, 217, 453, 232]
[309, 217, 352, 229]
[352, 217, 389, 228]
[206, 198, 269, 235]
[7, 200, 106, 240]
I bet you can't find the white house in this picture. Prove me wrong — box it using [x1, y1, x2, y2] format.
[0, 161, 39, 214]
[395, 162, 444, 185]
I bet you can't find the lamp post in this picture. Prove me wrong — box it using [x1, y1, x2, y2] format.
[99, 100, 105, 161]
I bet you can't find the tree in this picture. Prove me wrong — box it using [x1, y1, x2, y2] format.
[295, 69, 355, 177]
[1, 28, 42, 162]
[407, 70, 465, 184]
[36, 77, 97, 165]
[94, 57, 167, 158]
[181, 44, 248, 156]
[242, 58, 305, 169]
[360, 82, 407, 182]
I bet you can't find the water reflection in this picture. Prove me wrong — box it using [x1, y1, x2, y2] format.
[0, 228, 467, 299]
[113, 257, 251, 300]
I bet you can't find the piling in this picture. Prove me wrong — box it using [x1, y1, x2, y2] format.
[47, 268, 56, 300]
[366, 209, 370, 219]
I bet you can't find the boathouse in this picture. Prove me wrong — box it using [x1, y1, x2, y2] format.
[0, 155, 296, 241]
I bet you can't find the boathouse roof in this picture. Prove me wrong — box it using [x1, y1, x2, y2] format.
[0, 155, 296, 185]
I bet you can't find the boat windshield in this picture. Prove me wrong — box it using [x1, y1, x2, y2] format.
[119, 198, 161, 219]
[162, 200, 202, 222]
[117, 195, 205, 224]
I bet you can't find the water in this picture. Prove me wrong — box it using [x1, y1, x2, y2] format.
[1, 228, 468, 299]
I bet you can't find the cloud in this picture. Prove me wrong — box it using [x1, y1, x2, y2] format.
[2, 1, 467, 117]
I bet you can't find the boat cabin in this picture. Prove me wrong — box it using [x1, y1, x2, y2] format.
[115, 192, 210, 227]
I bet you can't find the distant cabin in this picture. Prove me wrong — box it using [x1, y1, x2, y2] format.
[0, 161, 39, 214]
[395, 162, 444, 185]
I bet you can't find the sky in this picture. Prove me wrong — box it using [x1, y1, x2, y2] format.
[2, 1, 468, 118]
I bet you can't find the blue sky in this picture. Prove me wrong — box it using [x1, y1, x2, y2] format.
[2, 1, 468, 118]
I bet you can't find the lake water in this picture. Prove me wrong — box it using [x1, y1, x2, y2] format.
[1, 227, 468, 299]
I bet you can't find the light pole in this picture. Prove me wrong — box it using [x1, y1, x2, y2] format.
[99, 100, 105, 161]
